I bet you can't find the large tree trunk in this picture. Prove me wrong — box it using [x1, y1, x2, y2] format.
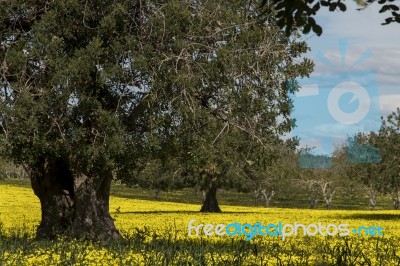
[30, 158, 121, 242]
[30, 158, 74, 239]
[200, 186, 221, 212]
[200, 164, 221, 212]
[71, 171, 121, 241]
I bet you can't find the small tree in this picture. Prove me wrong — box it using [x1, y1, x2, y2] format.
[297, 151, 349, 209]
[253, 147, 297, 208]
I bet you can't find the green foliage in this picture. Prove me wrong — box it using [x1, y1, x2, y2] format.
[298, 152, 332, 168]
[368, 108, 400, 193]
[0, 0, 313, 194]
[339, 108, 400, 203]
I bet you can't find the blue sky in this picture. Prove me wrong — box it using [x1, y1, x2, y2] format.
[290, 0, 400, 155]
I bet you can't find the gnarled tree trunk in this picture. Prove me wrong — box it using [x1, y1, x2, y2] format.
[31, 158, 74, 239]
[71, 171, 121, 241]
[30, 157, 121, 241]
[200, 185, 221, 212]
[199, 164, 221, 212]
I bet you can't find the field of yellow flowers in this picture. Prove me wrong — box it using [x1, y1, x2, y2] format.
[1, 182, 400, 265]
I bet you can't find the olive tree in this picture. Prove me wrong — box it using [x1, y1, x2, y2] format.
[0, 0, 312, 241]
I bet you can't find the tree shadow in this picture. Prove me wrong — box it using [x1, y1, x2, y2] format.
[116, 210, 260, 215]
[339, 213, 400, 220]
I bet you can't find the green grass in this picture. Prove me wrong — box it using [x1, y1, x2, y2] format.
[111, 182, 394, 210]
[0, 178, 395, 210]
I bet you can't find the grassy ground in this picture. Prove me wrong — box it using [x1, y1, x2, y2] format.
[1, 177, 393, 210]
[1, 178, 400, 265]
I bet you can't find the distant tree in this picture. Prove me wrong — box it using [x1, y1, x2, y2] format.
[296, 151, 350, 209]
[2, 162, 28, 179]
[174, 118, 297, 212]
[342, 134, 382, 209]
[130, 158, 184, 199]
[298, 152, 332, 168]
[299, 174, 341, 209]
[367, 109, 400, 209]
[246, 145, 298, 207]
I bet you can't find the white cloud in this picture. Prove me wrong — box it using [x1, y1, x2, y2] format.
[314, 1, 400, 47]
[294, 3, 400, 155]
[379, 94, 400, 116]
[305, 1, 400, 91]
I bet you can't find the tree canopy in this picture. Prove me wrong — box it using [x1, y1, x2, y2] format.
[0, 0, 313, 240]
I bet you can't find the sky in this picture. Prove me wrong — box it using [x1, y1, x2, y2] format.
[290, 0, 400, 156]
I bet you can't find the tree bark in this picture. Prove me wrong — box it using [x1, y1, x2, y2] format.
[309, 196, 318, 209]
[154, 188, 161, 199]
[201, 190, 206, 204]
[393, 190, 400, 210]
[254, 189, 260, 207]
[199, 164, 221, 212]
[30, 158, 74, 239]
[200, 186, 221, 212]
[71, 171, 121, 241]
[261, 189, 275, 208]
[30, 157, 121, 242]
[367, 187, 377, 209]
[325, 200, 332, 210]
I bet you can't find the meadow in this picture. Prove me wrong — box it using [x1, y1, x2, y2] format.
[1, 179, 400, 265]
